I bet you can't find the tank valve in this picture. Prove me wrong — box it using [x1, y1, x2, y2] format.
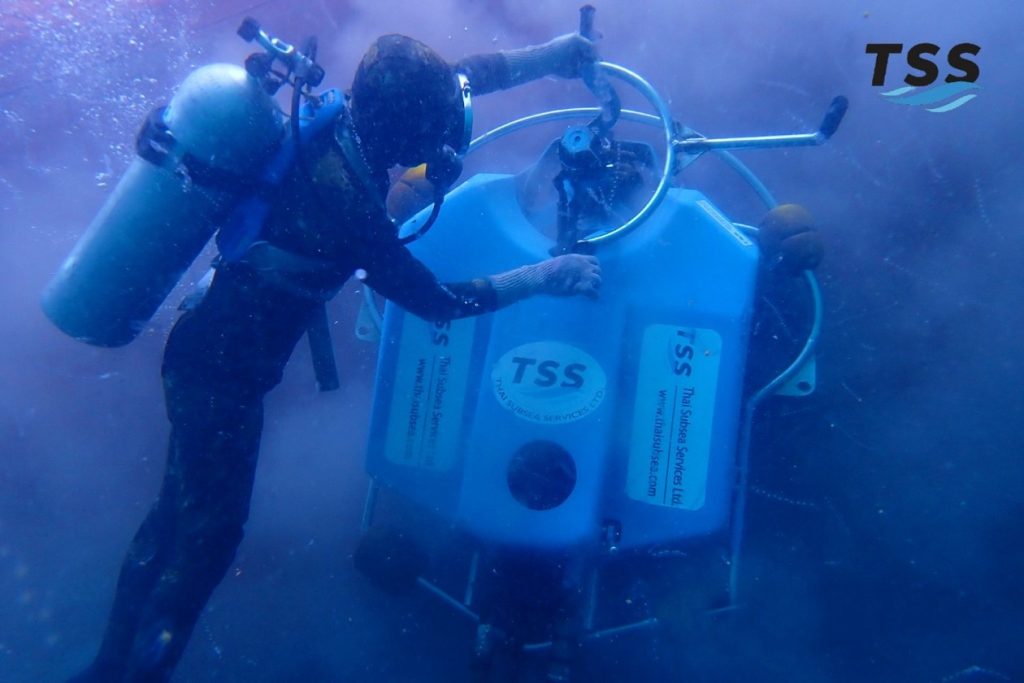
[237, 17, 324, 93]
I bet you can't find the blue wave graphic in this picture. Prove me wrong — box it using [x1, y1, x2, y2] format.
[879, 81, 980, 112]
[927, 94, 978, 113]
[880, 85, 916, 97]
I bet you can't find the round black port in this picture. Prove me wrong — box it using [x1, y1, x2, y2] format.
[506, 440, 577, 511]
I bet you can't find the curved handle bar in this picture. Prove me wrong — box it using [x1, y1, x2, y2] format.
[580, 64, 674, 245]
[470, 62, 676, 247]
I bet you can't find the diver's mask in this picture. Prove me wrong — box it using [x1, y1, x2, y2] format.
[402, 72, 472, 244]
[423, 73, 472, 192]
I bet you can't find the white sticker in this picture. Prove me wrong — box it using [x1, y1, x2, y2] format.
[698, 199, 753, 247]
[491, 341, 606, 424]
[384, 316, 475, 471]
[626, 325, 721, 509]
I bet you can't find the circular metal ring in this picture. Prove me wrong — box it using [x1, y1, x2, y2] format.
[468, 61, 676, 246]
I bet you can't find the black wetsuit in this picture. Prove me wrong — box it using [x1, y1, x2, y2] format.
[75, 54, 514, 683]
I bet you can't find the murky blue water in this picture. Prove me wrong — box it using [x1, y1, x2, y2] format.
[1, 1, 1021, 681]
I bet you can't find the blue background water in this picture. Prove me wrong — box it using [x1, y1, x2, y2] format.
[1, 1, 1021, 681]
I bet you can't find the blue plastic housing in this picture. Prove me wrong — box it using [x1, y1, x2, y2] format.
[365, 174, 759, 552]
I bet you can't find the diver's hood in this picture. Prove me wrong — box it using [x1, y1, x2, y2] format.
[350, 34, 470, 168]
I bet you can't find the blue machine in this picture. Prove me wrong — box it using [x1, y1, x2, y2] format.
[362, 61, 844, 546]
[357, 48, 844, 672]
[366, 176, 759, 551]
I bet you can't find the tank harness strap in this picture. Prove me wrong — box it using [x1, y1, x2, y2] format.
[135, 107, 175, 167]
[217, 88, 348, 262]
[234, 241, 342, 300]
[233, 240, 344, 391]
[171, 89, 350, 391]
[222, 89, 347, 392]
[135, 106, 256, 192]
[307, 302, 341, 391]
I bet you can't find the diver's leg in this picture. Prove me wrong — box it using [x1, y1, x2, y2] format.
[70, 386, 263, 683]
[68, 450, 184, 682]
[118, 267, 317, 681]
[120, 380, 265, 681]
[68, 265, 317, 682]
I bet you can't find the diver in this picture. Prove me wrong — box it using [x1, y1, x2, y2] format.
[67, 30, 602, 683]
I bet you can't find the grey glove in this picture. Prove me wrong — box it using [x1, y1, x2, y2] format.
[502, 33, 598, 87]
[489, 254, 602, 307]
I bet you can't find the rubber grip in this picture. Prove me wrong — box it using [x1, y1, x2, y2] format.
[819, 96, 849, 139]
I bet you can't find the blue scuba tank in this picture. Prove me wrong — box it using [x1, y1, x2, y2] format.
[365, 174, 760, 552]
[41, 64, 283, 346]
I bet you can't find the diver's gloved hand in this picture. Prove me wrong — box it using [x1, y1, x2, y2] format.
[757, 204, 824, 275]
[502, 33, 598, 86]
[490, 254, 602, 307]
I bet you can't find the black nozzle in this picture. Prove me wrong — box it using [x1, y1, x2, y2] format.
[237, 17, 260, 42]
[244, 53, 281, 94]
[302, 35, 319, 62]
[305, 63, 326, 88]
[819, 96, 849, 139]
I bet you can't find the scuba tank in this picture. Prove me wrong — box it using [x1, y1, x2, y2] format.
[41, 63, 283, 346]
[41, 18, 324, 347]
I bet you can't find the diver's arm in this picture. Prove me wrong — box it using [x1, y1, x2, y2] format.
[360, 234, 600, 322]
[453, 54, 510, 96]
[358, 234, 498, 322]
[488, 254, 601, 306]
[455, 33, 597, 95]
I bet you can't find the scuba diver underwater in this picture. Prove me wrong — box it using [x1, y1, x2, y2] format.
[39, 4, 848, 681]
[350, 7, 846, 683]
[44, 15, 604, 683]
